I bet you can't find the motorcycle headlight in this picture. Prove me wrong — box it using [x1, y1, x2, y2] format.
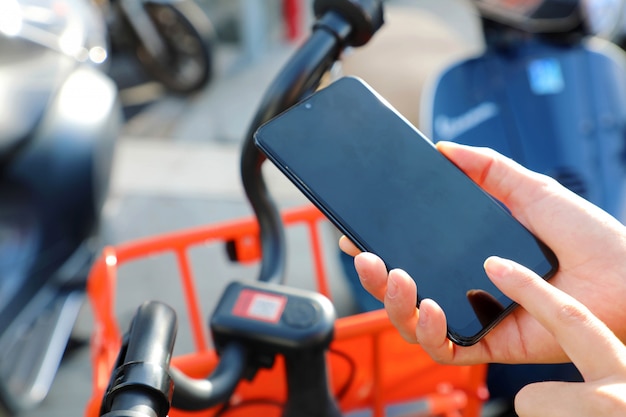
[0, 0, 22, 37]
[3, 0, 108, 64]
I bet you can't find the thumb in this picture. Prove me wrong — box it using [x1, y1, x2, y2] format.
[515, 380, 582, 417]
[436, 141, 548, 219]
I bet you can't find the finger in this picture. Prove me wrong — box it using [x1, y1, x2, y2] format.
[485, 256, 626, 380]
[514, 379, 626, 417]
[437, 143, 624, 272]
[380, 269, 480, 364]
[436, 141, 551, 218]
[377, 267, 489, 365]
[339, 235, 361, 257]
[354, 256, 445, 347]
[353, 252, 388, 301]
[515, 381, 589, 417]
[384, 269, 420, 343]
[384, 277, 488, 366]
[413, 298, 455, 362]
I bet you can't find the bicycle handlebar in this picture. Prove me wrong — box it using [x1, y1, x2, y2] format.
[100, 301, 177, 417]
[169, 341, 248, 411]
[240, 0, 384, 285]
[100, 1, 384, 415]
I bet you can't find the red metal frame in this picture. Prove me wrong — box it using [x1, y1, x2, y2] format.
[85, 204, 488, 417]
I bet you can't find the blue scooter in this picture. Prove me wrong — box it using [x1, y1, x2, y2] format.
[423, 0, 626, 219]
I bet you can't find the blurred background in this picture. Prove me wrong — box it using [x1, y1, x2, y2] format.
[16, 1, 482, 416]
[4, 0, 625, 415]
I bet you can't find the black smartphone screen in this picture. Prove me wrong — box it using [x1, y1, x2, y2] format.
[254, 77, 558, 345]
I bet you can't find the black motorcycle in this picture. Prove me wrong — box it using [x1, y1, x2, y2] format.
[98, 0, 216, 94]
[0, 0, 121, 413]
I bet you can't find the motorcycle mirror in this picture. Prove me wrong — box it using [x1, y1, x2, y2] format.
[581, 0, 626, 39]
[473, 0, 583, 33]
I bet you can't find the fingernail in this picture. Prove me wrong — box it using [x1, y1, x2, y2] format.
[484, 256, 513, 279]
[418, 301, 428, 328]
[387, 272, 399, 299]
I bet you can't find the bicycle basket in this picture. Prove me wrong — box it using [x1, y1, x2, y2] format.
[85, 204, 488, 417]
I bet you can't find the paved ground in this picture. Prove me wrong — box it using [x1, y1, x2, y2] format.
[23, 1, 492, 416]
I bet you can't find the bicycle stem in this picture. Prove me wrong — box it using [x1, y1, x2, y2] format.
[283, 347, 342, 417]
[240, 13, 348, 285]
[240, 0, 383, 285]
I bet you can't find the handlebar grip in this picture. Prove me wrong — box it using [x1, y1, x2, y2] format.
[123, 301, 178, 366]
[100, 301, 178, 417]
[313, 0, 384, 46]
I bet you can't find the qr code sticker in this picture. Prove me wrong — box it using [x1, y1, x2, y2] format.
[233, 289, 287, 323]
[248, 294, 284, 321]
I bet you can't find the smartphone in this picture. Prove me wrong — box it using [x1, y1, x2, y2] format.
[254, 76, 558, 346]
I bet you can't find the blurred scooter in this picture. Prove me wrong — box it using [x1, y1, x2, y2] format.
[423, 0, 626, 219]
[0, 0, 121, 414]
[95, 0, 216, 94]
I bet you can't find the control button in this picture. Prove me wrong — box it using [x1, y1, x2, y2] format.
[282, 300, 319, 328]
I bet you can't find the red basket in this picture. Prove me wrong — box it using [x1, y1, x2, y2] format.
[85, 204, 488, 417]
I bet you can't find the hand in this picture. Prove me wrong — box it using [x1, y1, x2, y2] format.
[340, 141, 626, 365]
[485, 256, 626, 417]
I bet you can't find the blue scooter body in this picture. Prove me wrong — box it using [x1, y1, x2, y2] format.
[422, 36, 626, 219]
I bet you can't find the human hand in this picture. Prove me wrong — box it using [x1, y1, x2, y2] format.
[485, 256, 626, 417]
[339, 141, 626, 365]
